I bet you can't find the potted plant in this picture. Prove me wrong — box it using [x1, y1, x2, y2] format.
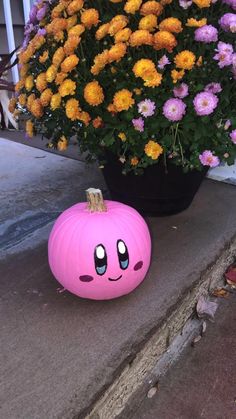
[11, 0, 236, 215]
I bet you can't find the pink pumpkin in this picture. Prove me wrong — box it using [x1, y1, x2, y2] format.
[48, 189, 151, 300]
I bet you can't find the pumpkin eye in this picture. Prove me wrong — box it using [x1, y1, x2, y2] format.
[94, 244, 107, 276]
[117, 240, 129, 270]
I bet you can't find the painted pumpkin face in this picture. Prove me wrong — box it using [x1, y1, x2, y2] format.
[48, 200, 151, 300]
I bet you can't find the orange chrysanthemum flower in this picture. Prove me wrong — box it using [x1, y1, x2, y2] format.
[81, 9, 99, 29]
[159, 17, 183, 33]
[129, 30, 153, 47]
[84, 81, 104, 106]
[174, 50, 196, 70]
[113, 89, 134, 112]
[140, 1, 163, 16]
[153, 30, 177, 52]
[144, 140, 163, 159]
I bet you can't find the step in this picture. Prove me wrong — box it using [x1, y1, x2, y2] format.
[1, 137, 236, 419]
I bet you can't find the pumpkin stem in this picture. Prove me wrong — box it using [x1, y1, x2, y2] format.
[86, 188, 107, 212]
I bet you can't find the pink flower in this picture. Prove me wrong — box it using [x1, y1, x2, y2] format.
[193, 92, 219, 116]
[157, 55, 171, 69]
[204, 83, 222, 94]
[230, 129, 236, 144]
[132, 117, 144, 132]
[199, 150, 220, 167]
[138, 99, 156, 118]
[163, 98, 186, 122]
[173, 83, 189, 99]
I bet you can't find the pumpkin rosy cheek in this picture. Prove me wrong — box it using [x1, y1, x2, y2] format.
[79, 275, 94, 282]
[134, 261, 143, 271]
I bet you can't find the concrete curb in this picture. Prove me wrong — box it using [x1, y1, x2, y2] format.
[85, 236, 236, 419]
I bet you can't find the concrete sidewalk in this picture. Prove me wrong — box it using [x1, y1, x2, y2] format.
[1, 138, 236, 419]
[134, 293, 236, 419]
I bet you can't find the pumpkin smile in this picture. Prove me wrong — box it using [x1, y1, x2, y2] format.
[108, 275, 122, 282]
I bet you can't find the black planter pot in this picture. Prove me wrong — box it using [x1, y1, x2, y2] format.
[102, 154, 208, 216]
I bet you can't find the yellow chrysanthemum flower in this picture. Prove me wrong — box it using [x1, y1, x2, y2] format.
[153, 30, 177, 52]
[64, 35, 81, 55]
[77, 111, 91, 126]
[31, 99, 44, 118]
[46, 65, 57, 82]
[95, 23, 110, 40]
[133, 59, 156, 78]
[144, 140, 163, 159]
[8, 97, 17, 113]
[26, 120, 34, 138]
[174, 50, 196, 70]
[55, 72, 68, 86]
[26, 94, 36, 111]
[81, 9, 99, 29]
[113, 89, 134, 112]
[139, 14, 158, 32]
[143, 70, 162, 87]
[68, 24, 85, 37]
[67, 0, 84, 16]
[52, 47, 65, 67]
[61, 54, 79, 73]
[118, 132, 127, 141]
[66, 15, 78, 30]
[36, 73, 47, 92]
[193, 0, 211, 7]
[108, 42, 127, 62]
[59, 79, 76, 97]
[114, 28, 132, 43]
[57, 135, 68, 151]
[109, 15, 128, 35]
[171, 69, 185, 83]
[186, 18, 207, 27]
[18, 94, 27, 107]
[50, 93, 62, 110]
[66, 98, 81, 120]
[40, 88, 53, 107]
[124, 0, 142, 14]
[91, 50, 109, 75]
[84, 81, 104, 106]
[25, 75, 34, 91]
[129, 30, 153, 47]
[39, 50, 49, 64]
[159, 17, 183, 33]
[140, 1, 163, 16]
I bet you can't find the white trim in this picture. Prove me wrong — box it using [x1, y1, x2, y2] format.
[3, 0, 19, 83]
[23, 0, 31, 25]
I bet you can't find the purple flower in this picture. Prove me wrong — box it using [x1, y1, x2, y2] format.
[132, 117, 145, 132]
[195, 25, 218, 43]
[217, 41, 234, 54]
[157, 55, 171, 69]
[219, 13, 236, 32]
[230, 129, 236, 144]
[213, 42, 233, 68]
[199, 150, 220, 167]
[29, 5, 38, 24]
[173, 83, 189, 99]
[24, 23, 35, 36]
[204, 83, 222, 94]
[37, 28, 47, 36]
[163, 98, 186, 122]
[138, 99, 156, 118]
[179, 0, 192, 8]
[223, 0, 236, 10]
[37, 4, 48, 21]
[193, 92, 219, 116]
